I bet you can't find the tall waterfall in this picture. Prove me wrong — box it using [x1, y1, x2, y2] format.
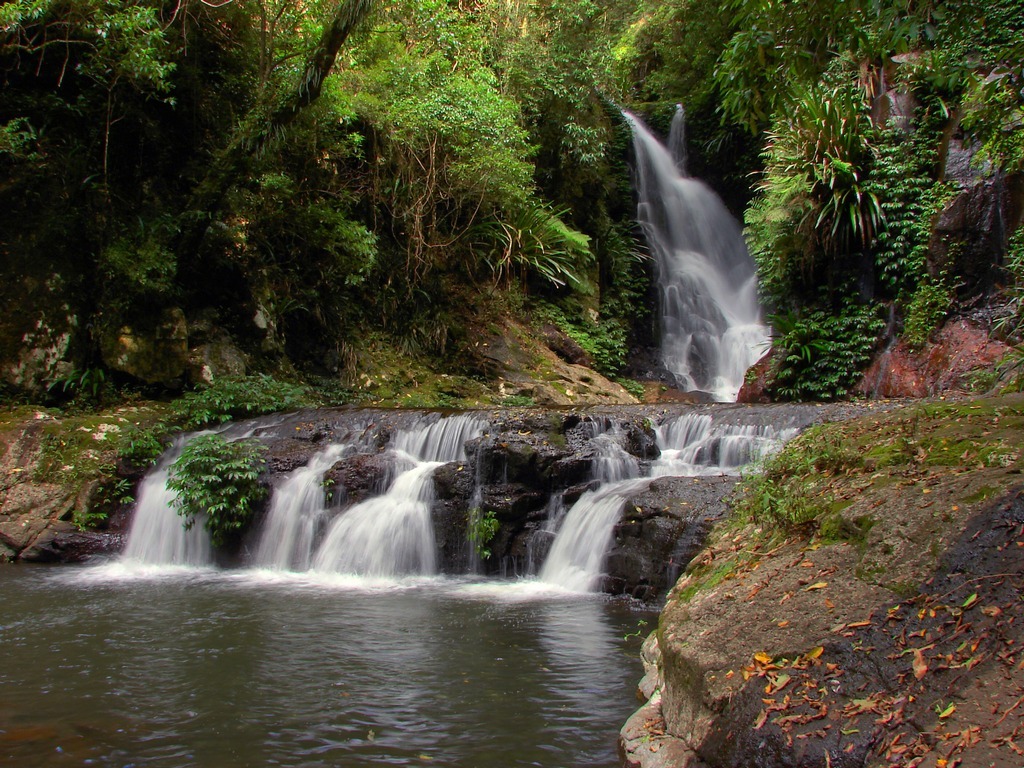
[626, 107, 770, 402]
[312, 413, 485, 578]
[539, 414, 792, 592]
[121, 437, 212, 567]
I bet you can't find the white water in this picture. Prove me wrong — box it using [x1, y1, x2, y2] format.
[627, 107, 770, 401]
[253, 443, 350, 570]
[539, 413, 794, 591]
[121, 437, 213, 567]
[311, 414, 485, 577]
[119, 408, 797, 595]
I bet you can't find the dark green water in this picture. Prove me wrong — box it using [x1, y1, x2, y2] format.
[0, 565, 655, 767]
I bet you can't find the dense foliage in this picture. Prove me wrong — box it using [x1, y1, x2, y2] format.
[171, 375, 314, 429]
[1, 0, 1021, 404]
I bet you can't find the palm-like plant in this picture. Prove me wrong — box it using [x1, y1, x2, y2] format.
[474, 203, 592, 289]
[764, 83, 883, 256]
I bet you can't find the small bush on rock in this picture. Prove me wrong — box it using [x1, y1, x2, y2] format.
[168, 435, 267, 547]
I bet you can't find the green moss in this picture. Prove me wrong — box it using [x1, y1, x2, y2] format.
[886, 580, 922, 599]
[818, 512, 875, 547]
[546, 414, 567, 447]
[674, 559, 741, 603]
[963, 486, 999, 504]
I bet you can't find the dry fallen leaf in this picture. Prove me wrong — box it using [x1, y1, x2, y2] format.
[913, 648, 928, 680]
[805, 582, 828, 591]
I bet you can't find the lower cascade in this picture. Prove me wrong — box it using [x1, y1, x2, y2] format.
[121, 437, 212, 567]
[538, 413, 793, 591]
[253, 443, 352, 571]
[119, 407, 804, 593]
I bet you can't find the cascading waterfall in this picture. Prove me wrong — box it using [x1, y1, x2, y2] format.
[539, 413, 793, 592]
[311, 413, 485, 578]
[667, 104, 688, 176]
[121, 437, 212, 567]
[253, 443, 351, 571]
[538, 478, 651, 592]
[538, 420, 643, 591]
[651, 413, 795, 477]
[117, 405, 800, 594]
[626, 107, 770, 402]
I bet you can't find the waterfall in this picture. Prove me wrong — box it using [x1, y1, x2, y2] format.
[626, 108, 770, 402]
[252, 443, 350, 571]
[538, 478, 650, 592]
[667, 104, 688, 176]
[539, 412, 792, 591]
[651, 413, 794, 477]
[587, 418, 640, 484]
[312, 413, 485, 578]
[122, 437, 213, 567]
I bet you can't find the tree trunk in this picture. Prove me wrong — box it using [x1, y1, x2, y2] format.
[176, 0, 373, 262]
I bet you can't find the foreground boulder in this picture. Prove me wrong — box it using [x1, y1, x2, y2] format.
[621, 394, 1024, 768]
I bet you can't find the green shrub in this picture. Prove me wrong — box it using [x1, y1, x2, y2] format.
[475, 204, 593, 290]
[615, 378, 646, 400]
[996, 227, 1024, 342]
[468, 507, 500, 560]
[116, 423, 169, 468]
[747, 81, 881, 306]
[866, 123, 954, 297]
[735, 427, 859, 532]
[533, 301, 629, 376]
[172, 375, 315, 429]
[768, 301, 884, 400]
[168, 435, 268, 548]
[902, 275, 953, 350]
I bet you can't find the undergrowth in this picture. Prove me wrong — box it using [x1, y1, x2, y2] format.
[172, 375, 316, 429]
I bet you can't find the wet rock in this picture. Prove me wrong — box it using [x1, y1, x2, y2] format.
[432, 461, 476, 501]
[736, 350, 778, 404]
[605, 476, 740, 601]
[855, 317, 1009, 398]
[324, 452, 391, 504]
[929, 137, 1013, 293]
[100, 307, 189, 388]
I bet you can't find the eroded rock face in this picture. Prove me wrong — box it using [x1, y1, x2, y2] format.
[0, 274, 77, 396]
[856, 318, 1009, 398]
[930, 137, 1013, 293]
[0, 416, 89, 561]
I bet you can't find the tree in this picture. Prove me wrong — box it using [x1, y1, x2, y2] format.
[176, 0, 374, 263]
